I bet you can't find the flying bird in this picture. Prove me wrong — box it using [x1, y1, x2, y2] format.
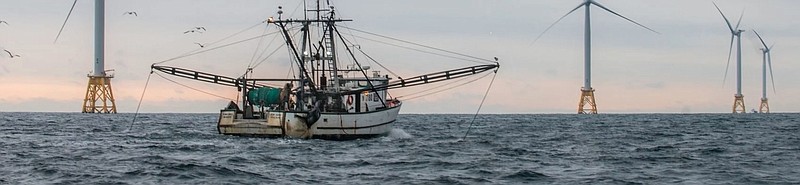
[4, 49, 21, 58]
[194, 42, 205, 48]
[194, 27, 206, 31]
[184, 29, 203, 34]
[123, 11, 138, 16]
[0, 20, 8, 25]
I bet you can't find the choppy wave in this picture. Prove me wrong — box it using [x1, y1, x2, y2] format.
[1, 113, 799, 184]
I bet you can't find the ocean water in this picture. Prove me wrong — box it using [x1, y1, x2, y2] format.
[1, 113, 799, 184]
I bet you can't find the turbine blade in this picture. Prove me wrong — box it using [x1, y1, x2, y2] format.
[734, 10, 744, 30]
[769, 44, 774, 51]
[54, 0, 78, 43]
[768, 52, 776, 94]
[753, 30, 769, 49]
[722, 35, 734, 87]
[713, 2, 735, 33]
[530, 3, 587, 46]
[590, 2, 659, 34]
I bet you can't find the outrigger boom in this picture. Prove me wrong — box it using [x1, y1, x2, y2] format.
[341, 63, 499, 95]
[151, 63, 498, 94]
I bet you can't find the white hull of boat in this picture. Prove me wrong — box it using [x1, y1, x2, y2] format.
[218, 103, 401, 140]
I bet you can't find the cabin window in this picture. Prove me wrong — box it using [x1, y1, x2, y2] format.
[366, 93, 381, 102]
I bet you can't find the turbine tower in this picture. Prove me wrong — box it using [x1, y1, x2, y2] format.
[713, 3, 746, 114]
[56, 0, 117, 113]
[753, 30, 775, 113]
[541, 0, 657, 114]
[84, 0, 116, 113]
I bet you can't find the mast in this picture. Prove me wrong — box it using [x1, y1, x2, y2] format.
[298, 22, 310, 111]
[271, 2, 343, 110]
[327, 8, 340, 93]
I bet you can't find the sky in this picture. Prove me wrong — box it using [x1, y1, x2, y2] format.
[1, 0, 799, 114]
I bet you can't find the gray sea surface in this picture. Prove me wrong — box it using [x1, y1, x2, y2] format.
[1, 112, 799, 184]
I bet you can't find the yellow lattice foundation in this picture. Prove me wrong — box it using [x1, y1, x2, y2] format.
[578, 89, 597, 114]
[732, 94, 745, 114]
[82, 76, 117, 113]
[759, 98, 769, 113]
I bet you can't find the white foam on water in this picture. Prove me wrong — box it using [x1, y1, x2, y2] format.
[387, 128, 413, 139]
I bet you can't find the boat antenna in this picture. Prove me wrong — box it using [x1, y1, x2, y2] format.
[303, 1, 307, 20]
[463, 59, 500, 140]
[277, 6, 283, 19]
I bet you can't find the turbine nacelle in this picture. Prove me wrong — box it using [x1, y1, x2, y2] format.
[754, 30, 773, 52]
[714, 2, 745, 35]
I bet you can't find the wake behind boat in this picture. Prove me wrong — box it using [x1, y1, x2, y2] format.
[151, 1, 499, 140]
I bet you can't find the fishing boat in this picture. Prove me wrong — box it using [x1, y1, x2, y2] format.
[151, 1, 498, 140]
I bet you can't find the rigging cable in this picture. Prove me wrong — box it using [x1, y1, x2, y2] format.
[128, 71, 154, 131]
[340, 26, 495, 64]
[154, 72, 236, 101]
[349, 40, 401, 78]
[247, 25, 274, 67]
[342, 33, 485, 65]
[153, 24, 300, 66]
[154, 30, 285, 65]
[249, 34, 281, 68]
[188, 21, 268, 60]
[252, 27, 304, 70]
[250, 44, 287, 70]
[399, 72, 491, 101]
[243, 27, 304, 79]
[463, 69, 498, 140]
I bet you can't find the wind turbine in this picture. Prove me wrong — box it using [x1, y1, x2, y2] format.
[753, 30, 775, 113]
[537, 0, 657, 114]
[56, 0, 117, 114]
[713, 2, 746, 114]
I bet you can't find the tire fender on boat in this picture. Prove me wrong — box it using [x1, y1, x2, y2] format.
[303, 100, 322, 128]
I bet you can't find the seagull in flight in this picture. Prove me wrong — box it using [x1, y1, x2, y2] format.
[0, 20, 8, 25]
[123, 11, 138, 16]
[194, 42, 205, 48]
[184, 29, 203, 34]
[4, 49, 21, 58]
[194, 27, 206, 31]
